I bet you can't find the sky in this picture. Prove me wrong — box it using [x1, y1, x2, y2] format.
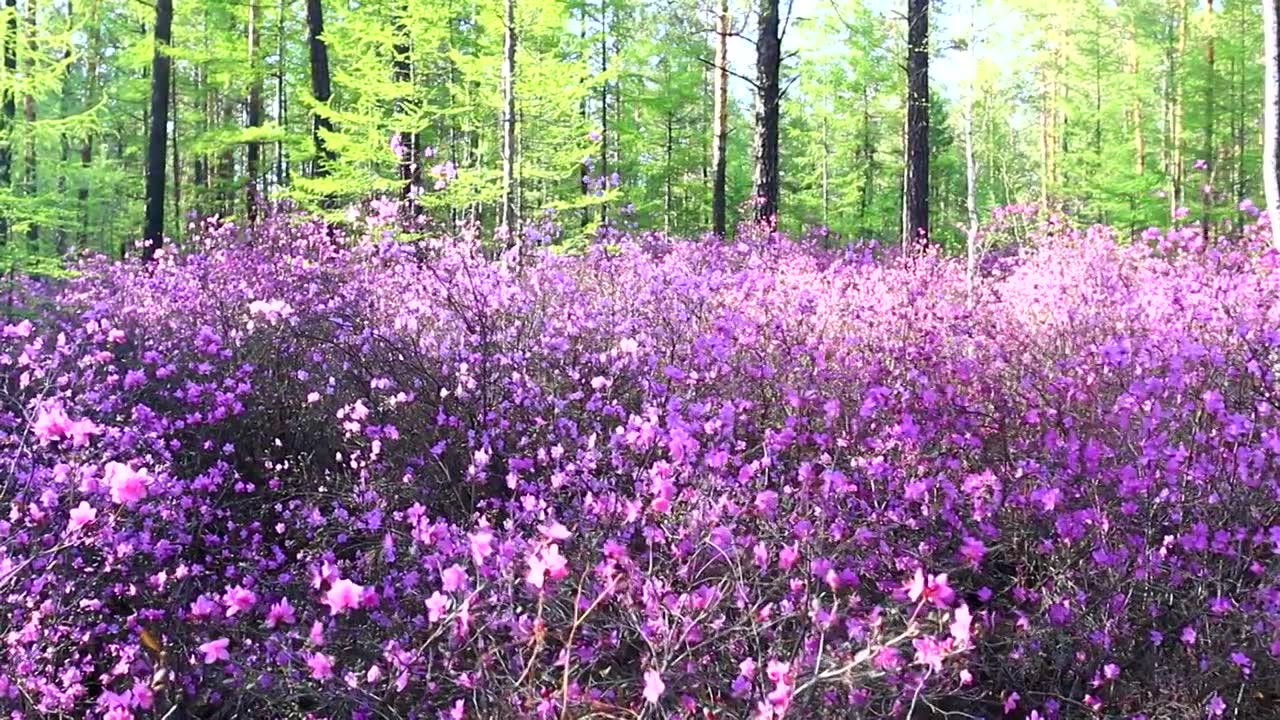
[722, 0, 1023, 107]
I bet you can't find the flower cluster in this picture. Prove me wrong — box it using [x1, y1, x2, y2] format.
[2, 209, 1280, 719]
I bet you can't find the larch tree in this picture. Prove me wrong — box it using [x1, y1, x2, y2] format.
[752, 0, 780, 222]
[247, 0, 264, 221]
[142, 0, 174, 261]
[1, 0, 15, 242]
[22, 0, 35, 244]
[904, 0, 929, 247]
[500, 0, 517, 239]
[711, 0, 729, 236]
[307, 0, 336, 177]
[1264, 0, 1280, 243]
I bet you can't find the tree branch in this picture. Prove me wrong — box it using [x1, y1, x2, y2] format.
[697, 56, 760, 90]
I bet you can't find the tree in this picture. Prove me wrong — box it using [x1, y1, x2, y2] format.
[751, 0, 780, 222]
[306, 0, 335, 177]
[0, 0, 15, 242]
[1264, 0, 1280, 242]
[246, 0, 263, 221]
[904, 0, 929, 247]
[500, 0, 517, 239]
[142, 0, 173, 261]
[392, 3, 414, 199]
[22, 0, 35, 244]
[964, 0, 978, 296]
[711, 0, 729, 236]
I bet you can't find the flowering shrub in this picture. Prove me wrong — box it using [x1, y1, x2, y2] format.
[2, 210, 1280, 719]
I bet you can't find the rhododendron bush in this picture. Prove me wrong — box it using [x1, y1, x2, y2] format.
[3, 211, 1280, 719]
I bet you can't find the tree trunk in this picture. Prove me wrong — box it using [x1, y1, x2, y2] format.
[965, 0, 978, 300]
[78, 0, 97, 245]
[306, 0, 336, 177]
[751, 0, 780, 223]
[820, 112, 829, 227]
[598, 0, 608, 221]
[1264, 0, 1280, 243]
[0, 0, 14, 242]
[142, 0, 173, 261]
[22, 0, 36, 245]
[275, 0, 287, 187]
[904, 0, 929, 247]
[57, 0, 71, 251]
[1129, 22, 1145, 175]
[710, 0, 729, 236]
[664, 107, 673, 234]
[1203, 0, 1215, 235]
[859, 84, 874, 227]
[170, 63, 181, 239]
[1172, 0, 1187, 219]
[500, 0, 517, 240]
[247, 0, 263, 221]
[393, 3, 415, 200]
[218, 96, 234, 214]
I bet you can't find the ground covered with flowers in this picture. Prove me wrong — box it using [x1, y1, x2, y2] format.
[3, 209, 1280, 719]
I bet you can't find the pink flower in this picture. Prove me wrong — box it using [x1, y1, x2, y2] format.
[198, 637, 230, 664]
[542, 544, 568, 580]
[309, 620, 326, 646]
[650, 475, 675, 513]
[426, 591, 450, 622]
[874, 647, 904, 671]
[104, 709, 134, 720]
[67, 418, 101, 447]
[264, 598, 296, 628]
[764, 660, 793, 710]
[525, 544, 567, 589]
[223, 585, 257, 617]
[469, 530, 493, 565]
[778, 544, 799, 570]
[754, 490, 779, 517]
[906, 568, 955, 608]
[950, 603, 973, 647]
[642, 668, 665, 704]
[105, 462, 149, 506]
[67, 501, 97, 531]
[307, 652, 335, 680]
[32, 404, 72, 442]
[526, 553, 548, 589]
[189, 595, 218, 620]
[538, 522, 572, 541]
[324, 578, 364, 615]
[440, 564, 468, 593]
[912, 636, 949, 673]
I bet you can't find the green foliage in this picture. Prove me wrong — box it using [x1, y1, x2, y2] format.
[0, 0, 1268, 256]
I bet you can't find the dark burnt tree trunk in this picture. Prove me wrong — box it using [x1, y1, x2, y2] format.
[904, 0, 930, 248]
[141, 0, 173, 261]
[751, 0, 780, 223]
[306, 0, 336, 177]
[711, 0, 729, 236]
[0, 0, 14, 242]
[247, 0, 264, 222]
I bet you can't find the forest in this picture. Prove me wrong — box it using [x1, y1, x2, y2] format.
[0, 0, 1270, 256]
[4, 1, 1280, 719]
